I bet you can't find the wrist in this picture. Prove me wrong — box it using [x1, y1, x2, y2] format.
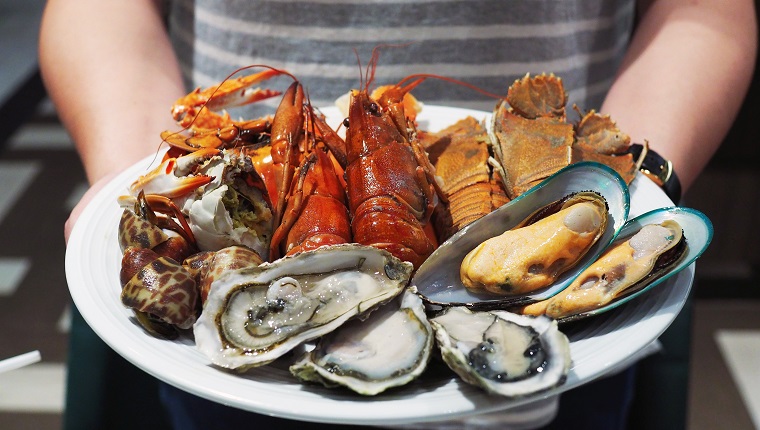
[628, 142, 682, 204]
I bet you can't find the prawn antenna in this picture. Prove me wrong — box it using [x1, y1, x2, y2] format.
[396, 74, 504, 100]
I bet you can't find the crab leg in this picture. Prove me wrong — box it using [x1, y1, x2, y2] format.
[171, 68, 284, 128]
[160, 117, 271, 152]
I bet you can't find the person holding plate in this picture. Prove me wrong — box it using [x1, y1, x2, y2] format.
[40, 0, 756, 429]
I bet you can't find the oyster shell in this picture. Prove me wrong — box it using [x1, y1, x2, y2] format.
[413, 162, 630, 309]
[290, 287, 433, 395]
[194, 244, 412, 370]
[520, 206, 713, 322]
[461, 191, 608, 296]
[430, 307, 571, 398]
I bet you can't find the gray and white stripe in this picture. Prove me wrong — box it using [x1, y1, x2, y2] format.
[167, 0, 634, 114]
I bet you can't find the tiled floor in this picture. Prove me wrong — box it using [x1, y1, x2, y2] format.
[0, 102, 80, 430]
[0, 101, 758, 430]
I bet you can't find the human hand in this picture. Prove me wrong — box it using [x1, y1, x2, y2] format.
[64, 171, 121, 244]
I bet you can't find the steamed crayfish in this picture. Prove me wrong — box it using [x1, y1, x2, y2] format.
[343, 68, 441, 269]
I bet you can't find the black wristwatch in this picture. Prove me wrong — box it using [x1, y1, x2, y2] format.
[628, 143, 682, 204]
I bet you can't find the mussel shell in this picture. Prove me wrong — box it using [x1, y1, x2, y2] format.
[412, 162, 630, 309]
[460, 190, 609, 295]
[555, 206, 712, 323]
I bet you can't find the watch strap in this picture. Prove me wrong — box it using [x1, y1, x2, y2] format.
[628, 143, 682, 204]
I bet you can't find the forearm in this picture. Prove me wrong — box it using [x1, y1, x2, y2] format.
[601, 0, 757, 193]
[39, 0, 185, 185]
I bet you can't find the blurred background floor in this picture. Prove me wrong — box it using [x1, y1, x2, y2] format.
[1, 1, 759, 429]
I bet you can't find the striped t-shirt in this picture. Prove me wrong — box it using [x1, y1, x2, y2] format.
[167, 0, 635, 116]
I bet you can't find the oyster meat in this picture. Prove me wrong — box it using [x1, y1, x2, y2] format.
[430, 307, 571, 397]
[290, 287, 433, 395]
[461, 191, 608, 296]
[194, 244, 412, 370]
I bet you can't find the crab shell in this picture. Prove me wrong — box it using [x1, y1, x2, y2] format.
[180, 150, 274, 259]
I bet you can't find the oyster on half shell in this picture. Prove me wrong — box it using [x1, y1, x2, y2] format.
[430, 307, 571, 398]
[193, 244, 412, 370]
[290, 287, 433, 395]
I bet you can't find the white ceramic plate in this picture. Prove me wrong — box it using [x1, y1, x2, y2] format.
[65, 106, 693, 426]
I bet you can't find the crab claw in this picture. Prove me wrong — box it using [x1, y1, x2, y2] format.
[129, 148, 220, 198]
[161, 117, 271, 152]
[202, 69, 284, 111]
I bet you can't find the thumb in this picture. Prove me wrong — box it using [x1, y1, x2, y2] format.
[64, 171, 121, 244]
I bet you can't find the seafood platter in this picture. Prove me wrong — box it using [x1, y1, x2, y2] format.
[65, 65, 713, 425]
